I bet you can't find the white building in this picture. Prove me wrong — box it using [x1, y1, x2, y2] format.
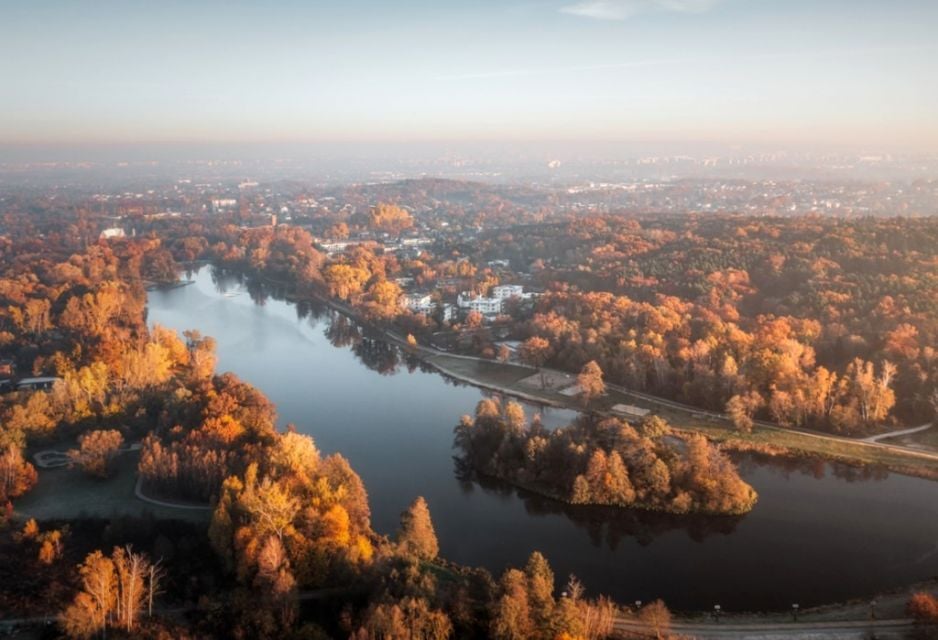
[16, 376, 61, 392]
[318, 240, 354, 255]
[211, 198, 238, 211]
[457, 292, 502, 315]
[400, 293, 434, 314]
[400, 237, 432, 247]
[492, 284, 524, 300]
[99, 227, 126, 240]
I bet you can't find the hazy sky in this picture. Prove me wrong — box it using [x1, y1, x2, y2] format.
[2, 0, 936, 150]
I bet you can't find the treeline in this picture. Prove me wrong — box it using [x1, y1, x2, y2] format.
[522, 291, 897, 435]
[455, 398, 757, 516]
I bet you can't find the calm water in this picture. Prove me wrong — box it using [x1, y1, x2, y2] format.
[147, 267, 938, 612]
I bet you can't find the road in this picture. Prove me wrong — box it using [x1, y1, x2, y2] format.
[613, 617, 918, 639]
[3, 606, 920, 639]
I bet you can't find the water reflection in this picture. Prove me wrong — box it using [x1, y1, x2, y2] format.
[454, 458, 743, 548]
[734, 453, 891, 483]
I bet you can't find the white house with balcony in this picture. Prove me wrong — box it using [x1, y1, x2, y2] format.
[492, 284, 524, 300]
[457, 292, 502, 315]
[400, 293, 434, 314]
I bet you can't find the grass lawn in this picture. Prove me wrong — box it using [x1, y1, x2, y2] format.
[427, 354, 534, 388]
[14, 452, 210, 523]
[681, 420, 938, 476]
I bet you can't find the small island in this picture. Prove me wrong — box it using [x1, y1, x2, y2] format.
[455, 399, 758, 516]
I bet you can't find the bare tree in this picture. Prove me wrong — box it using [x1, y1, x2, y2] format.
[147, 558, 166, 618]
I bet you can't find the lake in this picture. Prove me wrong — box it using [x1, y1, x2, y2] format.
[147, 266, 938, 612]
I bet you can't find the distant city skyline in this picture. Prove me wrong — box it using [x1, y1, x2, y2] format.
[1, 0, 936, 151]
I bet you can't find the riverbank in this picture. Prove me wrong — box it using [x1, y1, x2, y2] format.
[274, 277, 938, 481]
[432, 351, 938, 477]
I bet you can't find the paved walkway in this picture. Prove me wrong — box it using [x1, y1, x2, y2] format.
[133, 476, 212, 511]
[862, 422, 933, 443]
[33, 443, 141, 469]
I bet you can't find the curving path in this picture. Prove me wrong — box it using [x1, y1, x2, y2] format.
[862, 422, 934, 443]
[133, 476, 212, 511]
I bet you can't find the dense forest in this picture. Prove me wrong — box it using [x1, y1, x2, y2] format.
[499, 216, 937, 434]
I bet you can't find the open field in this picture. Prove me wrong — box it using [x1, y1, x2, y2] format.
[14, 451, 210, 523]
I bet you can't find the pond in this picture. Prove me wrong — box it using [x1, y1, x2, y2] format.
[147, 266, 938, 612]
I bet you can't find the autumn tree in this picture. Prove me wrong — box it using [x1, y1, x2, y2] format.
[254, 534, 298, 629]
[491, 568, 535, 640]
[60, 550, 116, 639]
[38, 528, 66, 564]
[524, 551, 555, 631]
[397, 496, 439, 561]
[907, 592, 938, 625]
[639, 599, 671, 640]
[465, 310, 484, 329]
[60, 547, 160, 638]
[69, 429, 124, 478]
[354, 596, 453, 640]
[577, 361, 605, 407]
[0, 444, 38, 504]
[19, 518, 66, 565]
[367, 279, 403, 318]
[726, 391, 763, 433]
[519, 337, 552, 388]
[368, 203, 414, 235]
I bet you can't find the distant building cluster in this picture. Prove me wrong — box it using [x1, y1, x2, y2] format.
[456, 285, 536, 317]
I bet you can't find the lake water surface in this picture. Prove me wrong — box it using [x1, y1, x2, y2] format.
[147, 266, 938, 611]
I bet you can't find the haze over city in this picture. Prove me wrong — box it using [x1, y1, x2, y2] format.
[2, 0, 937, 152]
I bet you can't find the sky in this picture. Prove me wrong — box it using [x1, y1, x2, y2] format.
[1, 0, 936, 151]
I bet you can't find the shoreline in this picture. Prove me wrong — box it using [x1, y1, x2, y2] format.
[280, 277, 938, 482]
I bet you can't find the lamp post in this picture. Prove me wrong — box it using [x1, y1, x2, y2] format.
[791, 604, 799, 622]
[870, 600, 877, 621]
[634, 600, 642, 612]
[713, 604, 721, 622]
